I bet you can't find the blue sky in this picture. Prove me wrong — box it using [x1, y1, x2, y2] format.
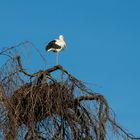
[0, 0, 140, 136]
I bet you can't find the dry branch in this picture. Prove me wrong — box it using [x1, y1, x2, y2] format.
[0, 44, 139, 140]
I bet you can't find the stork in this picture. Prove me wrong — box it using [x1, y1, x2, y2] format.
[46, 35, 67, 65]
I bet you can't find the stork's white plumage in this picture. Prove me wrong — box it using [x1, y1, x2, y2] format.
[46, 35, 66, 65]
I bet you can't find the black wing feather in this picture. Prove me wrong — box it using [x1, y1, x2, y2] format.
[46, 40, 61, 51]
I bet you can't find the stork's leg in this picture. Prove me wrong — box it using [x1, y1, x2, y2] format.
[56, 52, 58, 65]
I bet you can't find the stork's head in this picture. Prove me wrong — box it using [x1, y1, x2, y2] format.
[59, 35, 64, 40]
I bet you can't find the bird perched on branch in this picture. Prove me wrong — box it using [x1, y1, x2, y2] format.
[46, 35, 67, 65]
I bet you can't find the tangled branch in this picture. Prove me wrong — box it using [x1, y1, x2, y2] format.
[0, 43, 139, 140]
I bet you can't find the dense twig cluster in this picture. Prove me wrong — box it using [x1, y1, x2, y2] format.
[0, 43, 139, 140]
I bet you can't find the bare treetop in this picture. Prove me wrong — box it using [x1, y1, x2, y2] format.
[0, 43, 139, 140]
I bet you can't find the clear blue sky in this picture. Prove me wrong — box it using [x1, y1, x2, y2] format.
[0, 0, 140, 136]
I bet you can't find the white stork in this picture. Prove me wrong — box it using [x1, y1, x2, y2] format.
[46, 35, 67, 65]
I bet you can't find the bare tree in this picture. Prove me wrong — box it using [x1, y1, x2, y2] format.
[0, 42, 139, 140]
